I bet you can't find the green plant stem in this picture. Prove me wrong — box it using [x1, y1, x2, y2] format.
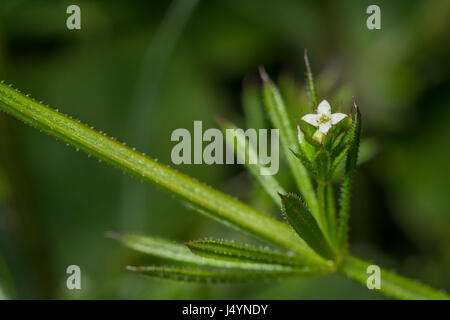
[325, 184, 337, 244]
[0, 83, 323, 266]
[339, 256, 450, 300]
[316, 183, 328, 238]
[316, 181, 338, 250]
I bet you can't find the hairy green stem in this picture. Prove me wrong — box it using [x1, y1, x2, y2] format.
[340, 256, 450, 300]
[325, 184, 337, 244]
[0, 82, 323, 266]
[316, 183, 329, 242]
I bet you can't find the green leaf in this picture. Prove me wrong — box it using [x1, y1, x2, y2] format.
[296, 123, 315, 162]
[0, 83, 323, 260]
[259, 67, 319, 219]
[338, 104, 362, 251]
[109, 233, 311, 271]
[182, 201, 323, 267]
[242, 81, 266, 130]
[329, 144, 350, 175]
[290, 148, 316, 178]
[280, 193, 335, 260]
[127, 265, 324, 283]
[331, 131, 351, 159]
[185, 239, 320, 268]
[304, 49, 317, 108]
[331, 131, 347, 151]
[220, 119, 286, 207]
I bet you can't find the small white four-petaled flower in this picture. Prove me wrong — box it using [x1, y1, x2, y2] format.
[302, 100, 347, 134]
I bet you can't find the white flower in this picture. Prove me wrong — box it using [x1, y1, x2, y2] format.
[301, 100, 347, 134]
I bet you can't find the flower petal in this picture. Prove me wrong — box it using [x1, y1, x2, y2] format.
[319, 123, 332, 134]
[317, 100, 331, 116]
[331, 113, 347, 125]
[301, 114, 319, 126]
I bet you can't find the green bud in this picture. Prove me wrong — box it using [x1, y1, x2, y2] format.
[312, 129, 325, 144]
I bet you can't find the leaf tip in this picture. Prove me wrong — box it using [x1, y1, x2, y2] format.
[304, 49, 312, 73]
[125, 265, 138, 272]
[105, 231, 123, 241]
[277, 192, 286, 199]
[353, 101, 361, 114]
[182, 240, 194, 247]
[214, 115, 226, 127]
[258, 65, 270, 82]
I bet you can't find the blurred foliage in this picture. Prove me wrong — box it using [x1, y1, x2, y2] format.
[0, 0, 448, 299]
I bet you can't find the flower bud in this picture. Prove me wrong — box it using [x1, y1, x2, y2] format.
[312, 129, 325, 144]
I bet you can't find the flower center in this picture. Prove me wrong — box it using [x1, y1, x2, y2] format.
[317, 114, 331, 125]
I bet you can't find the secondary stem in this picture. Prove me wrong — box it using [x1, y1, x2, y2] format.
[316, 183, 329, 241]
[339, 255, 450, 300]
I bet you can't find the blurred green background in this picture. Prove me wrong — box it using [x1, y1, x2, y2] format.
[0, 0, 449, 299]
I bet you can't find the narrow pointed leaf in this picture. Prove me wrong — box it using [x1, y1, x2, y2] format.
[185, 239, 321, 268]
[329, 144, 350, 175]
[259, 67, 319, 218]
[220, 119, 285, 207]
[109, 233, 310, 271]
[338, 104, 362, 251]
[280, 193, 335, 260]
[331, 131, 351, 159]
[242, 82, 266, 130]
[290, 148, 315, 178]
[127, 265, 325, 283]
[182, 202, 325, 267]
[331, 131, 347, 151]
[304, 49, 317, 108]
[296, 124, 315, 161]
